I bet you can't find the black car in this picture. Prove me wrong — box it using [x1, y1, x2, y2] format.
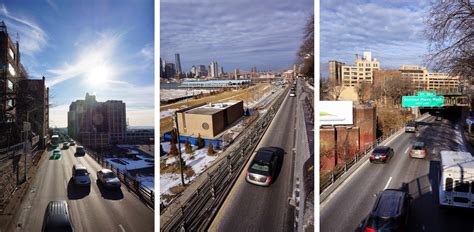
[42, 201, 74, 232]
[361, 189, 409, 232]
[370, 146, 394, 163]
[75, 146, 85, 156]
[245, 147, 283, 186]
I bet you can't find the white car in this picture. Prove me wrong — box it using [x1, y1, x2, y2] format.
[289, 92, 296, 97]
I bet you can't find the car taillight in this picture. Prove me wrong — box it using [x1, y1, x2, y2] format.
[365, 227, 376, 232]
[246, 171, 248, 177]
[370, 155, 374, 159]
[266, 176, 271, 184]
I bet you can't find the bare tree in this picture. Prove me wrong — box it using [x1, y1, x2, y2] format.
[355, 82, 372, 104]
[320, 78, 343, 101]
[297, 14, 314, 78]
[425, 1, 474, 80]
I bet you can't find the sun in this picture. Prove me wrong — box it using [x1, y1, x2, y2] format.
[87, 63, 111, 87]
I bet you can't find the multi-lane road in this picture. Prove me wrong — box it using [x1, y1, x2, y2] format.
[209, 80, 310, 231]
[8, 144, 154, 231]
[321, 113, 474, 232]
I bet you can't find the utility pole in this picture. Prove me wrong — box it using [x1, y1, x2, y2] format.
[173, 112, 185, 186]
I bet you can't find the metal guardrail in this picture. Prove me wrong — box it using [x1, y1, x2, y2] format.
[86, 149, 155, 209]
[320, 113, 430, 195]
[160, 88, 289, 231]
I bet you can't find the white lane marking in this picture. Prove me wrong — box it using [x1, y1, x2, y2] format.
[384, 177, 393, 190]
[119, 224, 126, 232]
[405, 147, 410, 154]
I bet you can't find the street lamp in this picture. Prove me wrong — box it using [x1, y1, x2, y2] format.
[173, 112, 186, 186]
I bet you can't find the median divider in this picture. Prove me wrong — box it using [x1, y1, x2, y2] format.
[320, 113, 431, 203]
[160, 87, 289, 232]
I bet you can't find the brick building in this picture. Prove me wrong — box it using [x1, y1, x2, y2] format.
[68, 93, 126, 148]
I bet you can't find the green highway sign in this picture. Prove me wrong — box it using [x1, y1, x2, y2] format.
[402, 95, 444, 107]
[417, 91, 436, 97]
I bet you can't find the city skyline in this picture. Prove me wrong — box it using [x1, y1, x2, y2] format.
[321, 0, 431, 77]
[0, 0, 154, 127]
[160, 0, 313, 73]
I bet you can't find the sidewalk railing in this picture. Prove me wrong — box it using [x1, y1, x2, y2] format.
[86, 149, 154, 209]
[0, 143, 24, 162]
[160, 88, 289, 231]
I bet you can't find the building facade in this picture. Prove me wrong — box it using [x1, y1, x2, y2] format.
[328, 60, 345, 85]
[209, 61, 219, 78]
[341, 51, 380, 87]
[68, 93, 126, 148]
[174, 53, 182, 74]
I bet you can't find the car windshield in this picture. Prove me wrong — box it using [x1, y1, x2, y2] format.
[412, 144, 424, 150]
[249, 161, 270, 175]
[373, 148, 387, 154]
[103, 172, 117, 179]
[75, 169, 88, 176]
[77, 148, 84, 152]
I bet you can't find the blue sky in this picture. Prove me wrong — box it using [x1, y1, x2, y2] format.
[0, 0, 154, 127]
[160, 0, 313, 73]
[320, 0, 432, 77]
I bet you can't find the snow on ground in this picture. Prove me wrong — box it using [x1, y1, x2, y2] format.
[161, 89, 210, 100]
[161, 109, 178, 118]
[136, 175, 154, 192]
[454, 123, 468, 152]
[306, 82, 314, 91]
[160, 142, 219, 202]
[104, 145, 155, 192]
[246, 87, 282, 109]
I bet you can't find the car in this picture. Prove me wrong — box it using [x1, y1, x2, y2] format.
[436, 116, 442, 121]
[409, 142, 428, 159]
[72, 164, 91, 186]
[405, 121, 417, 133]
[69, 140, 76, 146]
[361, 189, 410, 232]
[289, 91, 296, 97]
[62, 142, 69, 149]
[75, 146, 85, 156]
[51, 148, 61, 160]
[370, 146, 394, 163]
[245, 147, 283, 186]
[42, 201, 74, 232]
[97, 169, 122, 189]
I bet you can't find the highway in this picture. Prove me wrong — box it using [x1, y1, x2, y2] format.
[320, 113, 474, 232]
[209, 81, 308, 231]
[9, 144, 154, 232]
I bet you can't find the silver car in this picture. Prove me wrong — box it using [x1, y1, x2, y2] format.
[97, 169, 121, 189]
[72, 164, 91, 186]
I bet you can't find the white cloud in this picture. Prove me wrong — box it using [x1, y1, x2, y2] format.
[140, 43, 154, 61]
[0, 4, 48, 57]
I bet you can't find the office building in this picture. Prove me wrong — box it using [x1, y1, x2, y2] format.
[341, 51, 380, 87]
[251, 66, 257, 77]
[164, 63, 175, 79]
[328, 60, 345, 85]
[175, 53, 182, 74]
[68, 93, 126, 148]
[210, 61, 219, 78]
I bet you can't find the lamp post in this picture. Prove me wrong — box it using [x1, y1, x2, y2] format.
[173, 112, 185, 186]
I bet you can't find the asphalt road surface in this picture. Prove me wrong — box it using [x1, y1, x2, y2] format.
[9, 145, 154, 232]
[209, 84, 304, 231]
[320, 114, 474, 232]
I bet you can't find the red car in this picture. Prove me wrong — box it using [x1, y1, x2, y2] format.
[370, 146, 394, 163]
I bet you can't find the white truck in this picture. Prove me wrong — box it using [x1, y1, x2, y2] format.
[439, 151, 474, 208]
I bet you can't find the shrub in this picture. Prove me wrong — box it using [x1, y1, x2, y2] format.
[197, 134, 205, 149]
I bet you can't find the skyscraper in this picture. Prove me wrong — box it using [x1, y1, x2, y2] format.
[210, 61, 219, 78]
[328, 60, 344, 85]
[175, 53, 182, 74]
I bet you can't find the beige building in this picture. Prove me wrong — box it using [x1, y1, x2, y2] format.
[341, 51, 380, 87]
[176, 101, 244, 138]
[374, 65, 465, 93]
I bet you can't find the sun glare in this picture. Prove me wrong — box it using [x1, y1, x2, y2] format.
[87, 64, 110, 87]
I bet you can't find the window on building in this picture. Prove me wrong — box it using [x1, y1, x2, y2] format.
[7, 99, 13, 108]
[8, 48, 14, 60]
[7, 79, 13, 90]
[8, 63, 16, 76]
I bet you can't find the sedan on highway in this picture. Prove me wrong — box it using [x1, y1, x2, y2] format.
[42, 201, 74, 232]
[369, 146, 394, 163]
[51, 148, 61, 160]
[97, 169, 121, 189]
[72, 164, 91, 187]
[405, 121, 417, 133]
[62, 142, 69, 149]
[75, 146, 85, 156]
[360, 189, 409, 232]
[409, 142, 428, 159]
[245, 147, 283, 186]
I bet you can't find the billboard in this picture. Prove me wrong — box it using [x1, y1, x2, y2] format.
[320, 101, 353, 125]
